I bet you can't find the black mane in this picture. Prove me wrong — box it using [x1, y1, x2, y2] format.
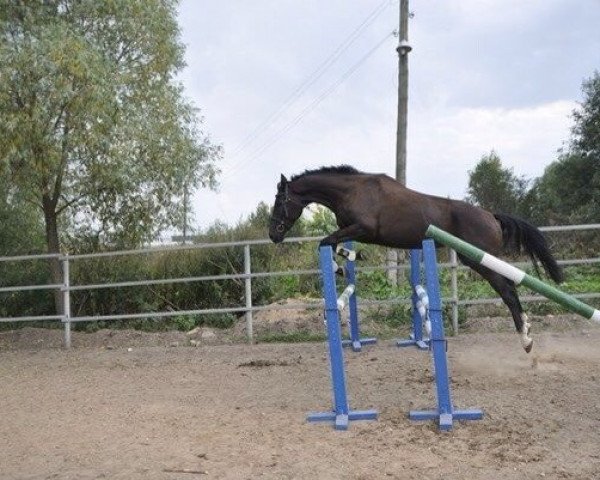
[290, 165, 362, 181]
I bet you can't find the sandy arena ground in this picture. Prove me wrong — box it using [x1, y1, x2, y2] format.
[1, 320, 600, 480]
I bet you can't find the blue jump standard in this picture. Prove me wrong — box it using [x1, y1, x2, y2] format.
[339, 242, 377, 352]
[306, 245, 377, 430]
[397, 249, 430, 350]
[406, 240, 483, 431]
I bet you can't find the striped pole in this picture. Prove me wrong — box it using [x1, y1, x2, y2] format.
[426, 225, 600, 323]
[337, 284, 355, 311]
[340, 241, 377, 351]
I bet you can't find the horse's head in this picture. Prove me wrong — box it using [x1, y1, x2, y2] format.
[269, 174, 305, 243]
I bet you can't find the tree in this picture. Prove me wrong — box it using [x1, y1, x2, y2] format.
[304, 205, 337, 236]
[0, 176, 45, 256]
[529, 72, 600, 225]
[0, 176, 48, 318]
[572, 72, 600, 159]
[528, 152, 599, 225]
[0, 1, 220, 311]
[466, 151, 530, 217]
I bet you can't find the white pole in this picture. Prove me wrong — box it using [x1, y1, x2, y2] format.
[244, 244, 253, 343]
[62, 255, 71, 349]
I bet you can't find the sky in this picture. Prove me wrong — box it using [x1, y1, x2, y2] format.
[176, 0, 600, 231]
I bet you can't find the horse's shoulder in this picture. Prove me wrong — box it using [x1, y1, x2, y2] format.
[360, 173, 392, 190]
[370, 173, 395, 184]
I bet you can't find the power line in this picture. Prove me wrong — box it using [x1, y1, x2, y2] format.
[227, 0, 392, 161]
[225, 30, 396, 178]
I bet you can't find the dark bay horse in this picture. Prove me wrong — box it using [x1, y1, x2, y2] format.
[268, 165, 563, 353]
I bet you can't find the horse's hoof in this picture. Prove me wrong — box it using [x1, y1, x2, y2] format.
[524, 339, 533, 354]
[356, 250, 366, 261]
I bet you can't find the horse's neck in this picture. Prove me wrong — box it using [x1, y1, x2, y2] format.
[292, 175, 348, 211]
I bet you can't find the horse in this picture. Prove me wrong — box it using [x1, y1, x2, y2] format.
[268, 165, 563, 353]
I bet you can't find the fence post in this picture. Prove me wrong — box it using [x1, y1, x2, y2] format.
[61, 254, 71, 349]
[244, 244, 253, 343]
[450, 248, 459, 336]
[386, 249, 398, 286]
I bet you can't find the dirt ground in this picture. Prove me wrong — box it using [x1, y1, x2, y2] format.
[1, 313, 600, 480]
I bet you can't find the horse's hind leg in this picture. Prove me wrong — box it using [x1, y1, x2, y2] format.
[459, 255, 533, 353]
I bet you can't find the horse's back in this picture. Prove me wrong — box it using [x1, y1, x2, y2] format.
[366, 177, 502, 252]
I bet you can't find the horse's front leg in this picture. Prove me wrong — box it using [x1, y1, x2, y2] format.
[319, 224, 368, 249]
[320, 224, 368, 275]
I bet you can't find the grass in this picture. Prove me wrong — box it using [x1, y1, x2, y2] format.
[255, 331, 326, 344]
[348, 263, 600, 328]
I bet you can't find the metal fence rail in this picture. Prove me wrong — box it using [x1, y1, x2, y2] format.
[0, 225, 598, 348]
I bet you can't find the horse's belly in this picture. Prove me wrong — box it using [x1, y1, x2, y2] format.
[373, 224, 427, 250]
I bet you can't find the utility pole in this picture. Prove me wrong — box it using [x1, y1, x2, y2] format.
[396, 0, 411, 185]
[388, 0, 412, 285]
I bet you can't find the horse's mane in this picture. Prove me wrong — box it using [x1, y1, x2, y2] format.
[290, 165, 362, 181]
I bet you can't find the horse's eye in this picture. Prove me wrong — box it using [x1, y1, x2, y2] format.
[276, 224, 285, 232]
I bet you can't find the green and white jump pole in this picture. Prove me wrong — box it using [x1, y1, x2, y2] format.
[426, 225, 600, 323]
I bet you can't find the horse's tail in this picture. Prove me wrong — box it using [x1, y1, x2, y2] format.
[494, 213, 563, 284]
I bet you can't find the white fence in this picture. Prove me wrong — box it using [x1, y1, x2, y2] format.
[1, 224, 599, 348]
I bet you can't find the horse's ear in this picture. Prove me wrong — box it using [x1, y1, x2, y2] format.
[280, 174, 288, 184]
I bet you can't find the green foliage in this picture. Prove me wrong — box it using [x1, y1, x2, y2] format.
[572, 72, 600, 159]
[466, 151, 531, 217]
[440, 263, 600, 317]
[0, 174, 51, 319]
[529, 72, 600, 225]
[533, 71, 600, 227]
[529, 152, 600, 224]
[256, 331, 326, 344]
[0, 258, 55, 319]
[466, 73, 600, 225]
[362, 303, 411, 328]
[0, 0, 221, 253]
[272, 275, 301, 299]
[1, 204, 599, 335]
[359, 270, 409, 300]
[170, 315, 196, 332]
[203, 313, 236, 329]
[0, 175, 45, 256]
[67, 246, 246, 332]
[304, 206, 337, 236]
